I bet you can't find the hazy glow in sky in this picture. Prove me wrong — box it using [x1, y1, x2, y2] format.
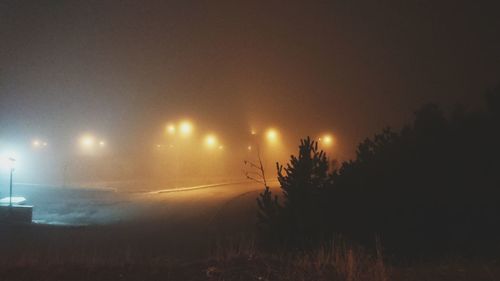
[0, 1, 499, 187]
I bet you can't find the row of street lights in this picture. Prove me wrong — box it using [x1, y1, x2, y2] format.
[32, 139, 48, 148]
[157, 120, 335, 152]
[30, 135, 107, 151]
[166, 120, 193, 138]
[4, 127, 334, 166]
[27, 122, 334, 156]
[161, 120, 226, 151]
[79, 135, 106, 149]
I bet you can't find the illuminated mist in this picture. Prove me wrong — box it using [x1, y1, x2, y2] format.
[1, 1, 499, 191]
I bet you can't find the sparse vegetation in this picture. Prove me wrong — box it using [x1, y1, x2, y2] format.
[2, 229, 500, 281]
[0, 230, 392, 281]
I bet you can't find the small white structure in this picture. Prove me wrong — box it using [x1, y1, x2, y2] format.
[0, 196, 26, 205]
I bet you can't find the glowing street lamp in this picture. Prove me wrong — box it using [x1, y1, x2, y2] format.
[319, 134, 334, 147]
[32, 139, 48, 148]
[323, 135, 333, 145]
[204, 134, 218, 148]
[80, 135, 95, 148]
[32, 140, 41, 148]
[266, 128, 279, 144]
[179, 120, 193, 137]
[79, 135, 107, 155]
[166, 124, 176, 135]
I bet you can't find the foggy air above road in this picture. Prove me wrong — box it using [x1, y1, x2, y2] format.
[1, 1, 499, 188]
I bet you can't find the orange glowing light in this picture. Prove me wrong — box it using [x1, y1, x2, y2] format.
[319, 134, 334, 147]
[266, 128, 279, 143]
[179, 120, 193, 137]
[204, 134, 218, 148]
[166, 124, 176, 135]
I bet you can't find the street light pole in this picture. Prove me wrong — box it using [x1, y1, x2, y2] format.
[8, 157, 15, 207]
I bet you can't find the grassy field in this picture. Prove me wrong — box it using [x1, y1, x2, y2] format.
[2, 220, 500, 280]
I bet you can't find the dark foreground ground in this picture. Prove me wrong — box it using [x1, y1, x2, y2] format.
[1, 226, 500, 281]
[2, 258, 500, 281]
[1, 183, 500, 281]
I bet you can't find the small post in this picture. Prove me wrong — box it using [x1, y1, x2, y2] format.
[7, 157, 15, 208]
[9, 167, 13, 207]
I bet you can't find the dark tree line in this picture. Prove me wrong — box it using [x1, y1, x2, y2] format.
[258, 90, 500, 257]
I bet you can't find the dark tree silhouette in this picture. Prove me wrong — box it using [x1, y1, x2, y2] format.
[258, 137, 332, 244]
[330, 96, 500, 255]
[258, 89, 500, 257]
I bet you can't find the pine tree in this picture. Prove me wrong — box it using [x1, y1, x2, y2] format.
[278, 137, 330, 208]
[256, 137, 332, 242]
[276, 137, 331, 238]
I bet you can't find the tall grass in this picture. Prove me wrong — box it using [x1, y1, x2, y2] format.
[209, 237, 391, 281]
[3, 233, 500, 281]
[2, 236, 390, 281]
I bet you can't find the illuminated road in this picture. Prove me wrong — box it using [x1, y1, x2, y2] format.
[147, 181, 253, 194]
[12, 181, 280, 226]
[134, 180, 280, 232]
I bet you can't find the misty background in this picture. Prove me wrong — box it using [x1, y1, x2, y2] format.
[1, 1, 499, 188]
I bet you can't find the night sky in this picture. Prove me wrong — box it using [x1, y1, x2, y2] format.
[1, 0, 500, 161]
